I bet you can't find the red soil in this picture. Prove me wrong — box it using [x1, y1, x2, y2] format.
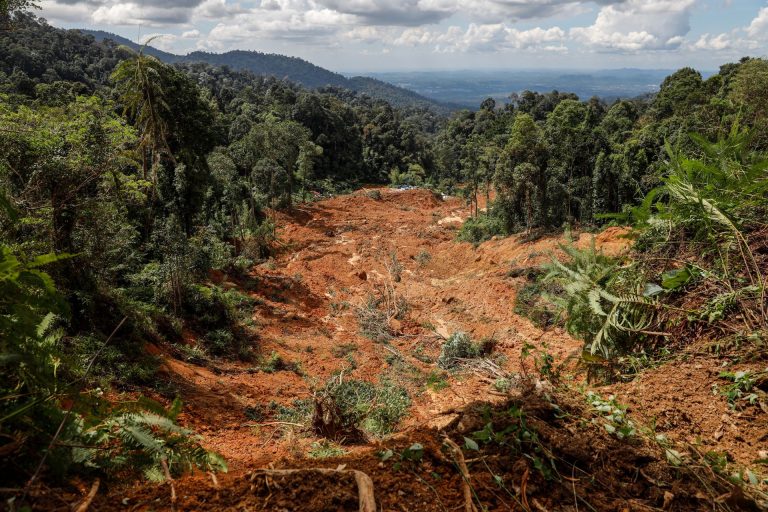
[87, 188, 766, 510]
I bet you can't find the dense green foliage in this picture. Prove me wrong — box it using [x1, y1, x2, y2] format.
[535, 126, 768, 381]
[436, 59, 768, 241]
[0, 208, 225, 484]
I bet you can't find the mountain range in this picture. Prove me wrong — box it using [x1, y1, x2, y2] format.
[79, 30, 456, 113]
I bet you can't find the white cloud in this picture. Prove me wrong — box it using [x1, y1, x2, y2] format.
[746, 6, 768, 38]
[691, 33, 731, 51]
[390, 23, 566, 53]
[91, 3, 194, 26]
[199, 4, 357, 49]
[36, 0, 755, 65]
[315, 0, 454, 26]
[570, 0, 695, 51]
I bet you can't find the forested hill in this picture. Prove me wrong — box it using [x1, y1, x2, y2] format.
[80, 29, 453, 113]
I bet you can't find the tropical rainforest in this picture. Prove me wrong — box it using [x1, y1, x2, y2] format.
[2, 7, 767, 512]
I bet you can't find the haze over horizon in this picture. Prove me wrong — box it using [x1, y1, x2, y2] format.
[40, 1, 768, 73]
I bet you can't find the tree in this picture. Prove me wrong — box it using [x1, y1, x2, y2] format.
[0, 96, 137, 256]
[495, 114, 548, 230]
[728, 58, 768, 149]
[0, 0, 38, 27]
[230, 117, 312, 208]
[545, 99, 594, 225]
[111, 46, 174, 186]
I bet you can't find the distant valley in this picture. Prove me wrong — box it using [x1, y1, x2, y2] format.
[360, 69, 716, 108]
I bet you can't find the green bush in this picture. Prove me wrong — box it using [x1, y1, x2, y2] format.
[183, 285, 255, 356]
[0, 232, 225, 483]
[308, 440, 347, 459]
[313, 377, 411, 440]
[437, 332, 482, 370]
[457, 214, 506, 244]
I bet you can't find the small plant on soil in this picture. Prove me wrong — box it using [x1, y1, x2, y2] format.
[176, 344, 210, 365]
[356, 295, 393, 343]
[467, 404, 554, 480]
[366, 189, 382, 200]
[714, 370, 767, 409]
[275, 399, 314, 425]
[426, 370, 449, 391]
[308, 440, 347, 459]
[493, 378, 512, 393]
[329, 300, 350, 316]
[258, 351, 300, 373]
[415, 249, 431, 267]
[585, 392, 636, 440]
[437, 332, 483, 370]
[331, 343, 358, 358]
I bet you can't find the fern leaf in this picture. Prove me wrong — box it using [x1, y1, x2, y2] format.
[588, 288, 607, 317]
[119, 423, 165, 454]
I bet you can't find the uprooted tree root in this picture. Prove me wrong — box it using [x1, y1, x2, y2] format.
[88, 384, 766, 511]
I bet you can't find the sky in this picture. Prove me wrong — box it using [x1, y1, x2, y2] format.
[40, 0, 768, 72]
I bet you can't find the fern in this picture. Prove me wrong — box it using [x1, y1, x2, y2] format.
[545, 240, 657, 358]
[79, 399, 227, 478]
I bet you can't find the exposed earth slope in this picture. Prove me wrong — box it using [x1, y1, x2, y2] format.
[93, 189, 765, 511]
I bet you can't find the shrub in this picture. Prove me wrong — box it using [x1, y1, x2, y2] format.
[257, 351, 301, 374]
[275, 399, 314, 425]
[457, 214, 506, 244]
[183, 285, 255, 356]
[438, 332, 482, 370]
[356, 295, 392, 343]
[308, 440, 347, 459]
[312, 377, 411, 441]
[415, 249, 431, 266]
[74, 398, 228, 480]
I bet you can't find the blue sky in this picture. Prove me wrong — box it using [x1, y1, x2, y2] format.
[41, 0, 768, 72]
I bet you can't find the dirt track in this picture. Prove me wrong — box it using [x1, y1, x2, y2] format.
[114, 188, 766, 510]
